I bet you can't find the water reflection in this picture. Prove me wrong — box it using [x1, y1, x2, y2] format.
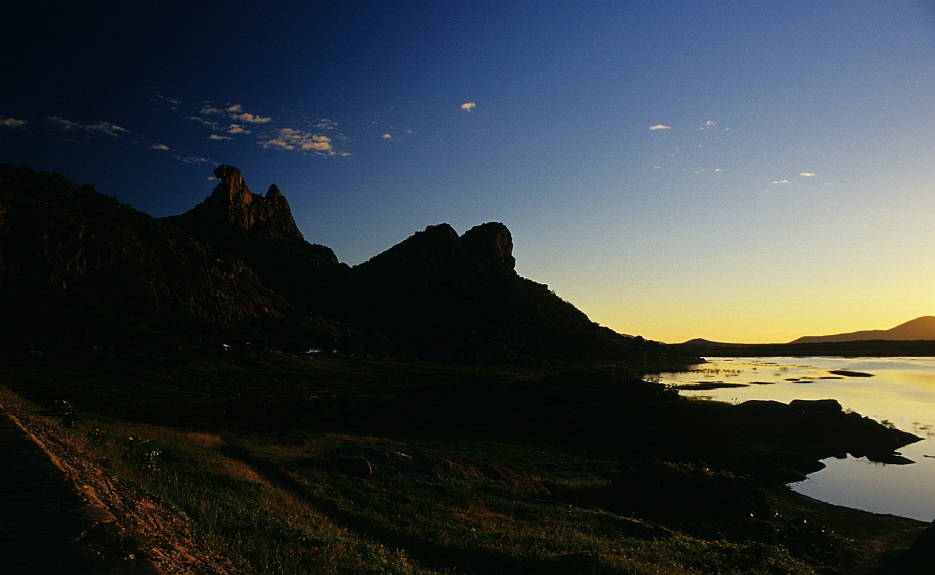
[655, 357, 935, 521]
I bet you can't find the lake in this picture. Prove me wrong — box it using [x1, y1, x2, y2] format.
[654, 357, 935, 521]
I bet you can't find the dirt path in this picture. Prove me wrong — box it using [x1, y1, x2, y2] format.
[0, 392, 242, 575]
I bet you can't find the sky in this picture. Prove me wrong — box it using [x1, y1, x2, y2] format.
[2, 1, 934, 344]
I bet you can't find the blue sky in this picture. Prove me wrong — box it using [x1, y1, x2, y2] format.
[2, 1, 934, 343]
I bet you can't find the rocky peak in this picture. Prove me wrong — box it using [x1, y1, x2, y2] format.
[199, 165, 304, 242]
[461, 222, 515, 271]
[213, 164, 253, 206]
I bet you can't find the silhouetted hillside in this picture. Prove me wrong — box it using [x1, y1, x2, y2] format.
[163, 165, 346, 308]
[791, 316, 935, 344]
[0, 164, 346, 354]
[0, 164, 692, 365]
[323, 222, 680, 361]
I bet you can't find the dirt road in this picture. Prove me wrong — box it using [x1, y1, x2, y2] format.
[0, 392, 241, 575]
[0, 405, 159, 574]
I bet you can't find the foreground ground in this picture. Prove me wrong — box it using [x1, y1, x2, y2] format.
[0, 354, 928, 574]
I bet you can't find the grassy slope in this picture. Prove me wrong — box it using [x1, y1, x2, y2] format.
[0, 353, 926, 574]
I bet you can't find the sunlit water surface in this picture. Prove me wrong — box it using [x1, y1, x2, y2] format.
[654, 357, 935, 521]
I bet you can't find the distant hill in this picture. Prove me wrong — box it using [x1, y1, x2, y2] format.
[0, 163, 692, 365]
[790, 316, 935, 344]
[679, 338, 731, 346]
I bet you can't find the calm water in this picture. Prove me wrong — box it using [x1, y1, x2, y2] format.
[654, 357, 935, 521]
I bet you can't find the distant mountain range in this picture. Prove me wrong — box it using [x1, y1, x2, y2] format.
[790, 316, 935, 344]
[0, 163, 691, 365]
[683, 316, 935, 346]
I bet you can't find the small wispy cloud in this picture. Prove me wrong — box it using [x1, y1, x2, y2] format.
[174, 99, 351, 158]
[47, 116, 129, 137]
[200, 103, 270, 124]
[770, 179, 791, 185]
[174, 155, 214, 165]
[649, 124, 671, 131]
[231, 112, 272, 124]
[230, 111, 271, 124]
[700, 120, 717, 130]
[460, 102, 477, 112]
[1, 117, 28, 128]
[799, 172, 816, 177]
[227, 124, 252, 135]
[154, 94, 182, 109]
[315, 118, 339, 131]
[261, 127, 340, 155]
[186, 115, 222, 130]
[382, 133, 393, 140]
[150, 143, 170, 151]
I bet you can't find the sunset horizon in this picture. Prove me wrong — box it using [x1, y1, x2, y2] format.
[3, 1, 933, 345]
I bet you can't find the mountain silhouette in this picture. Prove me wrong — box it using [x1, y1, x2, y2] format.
[790, 316, 935, 344]
[0, 164, 691, 364]
[163, 165, 344, 309]
[321, 222, 668, 359]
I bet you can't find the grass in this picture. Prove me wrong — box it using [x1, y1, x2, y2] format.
[0, 352, 926, 574]
[70, 419, 821, 575]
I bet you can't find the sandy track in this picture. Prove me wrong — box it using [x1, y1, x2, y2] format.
[0, 391, 242, 575]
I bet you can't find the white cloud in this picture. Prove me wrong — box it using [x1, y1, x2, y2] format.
[227, 124, 252, 135]
[47, 116, 129, 137]
[700, 120, 717, 130]
[315, 118, 339, 130]
[382, 133, 392, 139]
[199, 103, 269, 124]
[261, 127, 337, 154]
[1, 117, 27, 128]
[155, 94, 181, 109]
[649, 124, 671, 131]
[186, 116, 222, 130]
[231, 111, 271, 124]
[770, 179, 791, 185]
[209, 134, 233, 140]
[174, 155, 214, 165]
[150, 143, 170, 151]
[460, 102, 477, 112]
[200, 105, 225, 115]
[799, 172, 816, 177]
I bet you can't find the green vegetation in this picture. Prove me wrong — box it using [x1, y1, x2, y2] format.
[0, 353, 925, 574]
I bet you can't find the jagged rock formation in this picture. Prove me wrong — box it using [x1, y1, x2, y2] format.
[460, 221, 516, 271]
[0, 163, 693, 365]
[0, 164, 346, 353]
[323, 222, 680, 361]
[198, 164, 305, 241]
[164, 165, 342, 308]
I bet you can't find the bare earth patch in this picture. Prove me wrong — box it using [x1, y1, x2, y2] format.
[0, 389, 243, 575]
